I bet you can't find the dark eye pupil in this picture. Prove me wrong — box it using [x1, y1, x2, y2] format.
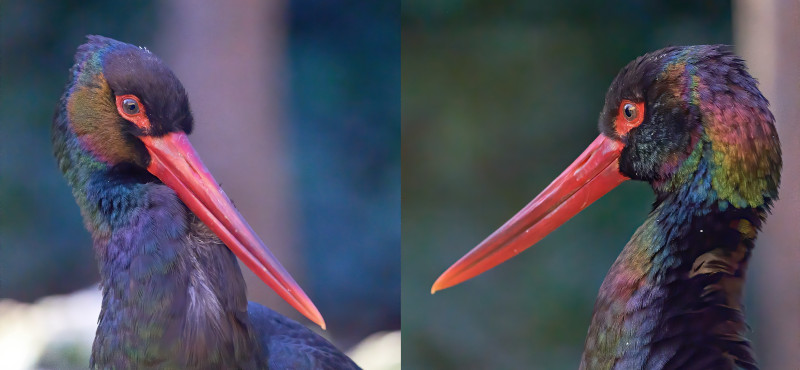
[123, 98, 139, 114]
[623, 104, 636, 119]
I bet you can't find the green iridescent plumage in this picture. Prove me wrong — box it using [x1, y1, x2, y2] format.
[584, 45, 780, 369]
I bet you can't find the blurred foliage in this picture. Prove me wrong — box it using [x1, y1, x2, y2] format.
[402, 1, 732, 368]
[0, 0, 399, 351]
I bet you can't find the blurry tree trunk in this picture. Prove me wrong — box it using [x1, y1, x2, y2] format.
[157, 0, 301, 320]
[734, 1, 800, 368]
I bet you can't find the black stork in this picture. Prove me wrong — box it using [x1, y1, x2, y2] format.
[432, 45, 781, 369]
[53, 35, 360, 369]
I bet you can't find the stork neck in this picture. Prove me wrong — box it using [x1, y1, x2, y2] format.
[55, 101, 260, 367]
[581, 157, 765, 369]
[85, 173, 260, 367]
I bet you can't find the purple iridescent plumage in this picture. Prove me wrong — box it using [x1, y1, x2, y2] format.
[431, 44, 780, 369]
[583, 45, 779, 369]
[53, 36, 359, 369]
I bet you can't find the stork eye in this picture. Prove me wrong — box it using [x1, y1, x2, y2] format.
[122, 98, 140, 115]
[623, 103, 637, 121]
[615, 100, 645, 136]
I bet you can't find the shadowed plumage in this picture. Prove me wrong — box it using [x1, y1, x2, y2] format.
[432, 45, 781, 369]
[53, 35, 360, 369]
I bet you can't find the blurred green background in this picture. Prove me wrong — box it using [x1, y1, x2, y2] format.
[1, 0, 797, 368]
[0, 0, 398, 366]
[401, 1, 788, 369]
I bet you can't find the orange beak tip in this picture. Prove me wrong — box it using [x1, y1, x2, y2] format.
[300, 300, 326, 330]
[431, 273, 455, 294]
[314, 309, 327, 330]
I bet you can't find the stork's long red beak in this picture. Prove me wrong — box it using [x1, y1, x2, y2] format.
[140, 132, 326, 329]
[432, 134, 629, 293]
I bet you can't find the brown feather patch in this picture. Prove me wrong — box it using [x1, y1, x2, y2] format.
[67, 74, 137, 165]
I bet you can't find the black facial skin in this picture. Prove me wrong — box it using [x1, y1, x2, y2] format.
[64, 35, 196, 175]
[619, 97, 695, 183]
[94, 36, 194, 137]
[597, 46, 709, 183]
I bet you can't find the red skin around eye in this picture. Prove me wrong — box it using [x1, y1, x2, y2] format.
[615, 99, 645, 136]
[115, 95, 151, 130]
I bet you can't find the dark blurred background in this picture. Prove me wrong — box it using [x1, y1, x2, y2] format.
[0, 0, 399, 366]
[402, 0, 798, 369]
